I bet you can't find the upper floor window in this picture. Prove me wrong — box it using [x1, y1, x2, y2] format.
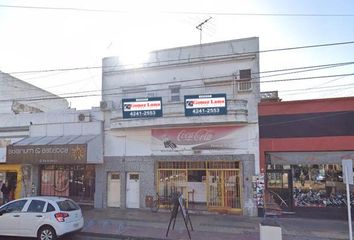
[169, 85, 180, 102]
[237, 69, 252, 92]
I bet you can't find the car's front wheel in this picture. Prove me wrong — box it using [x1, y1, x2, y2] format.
[37, 226, 57, 240]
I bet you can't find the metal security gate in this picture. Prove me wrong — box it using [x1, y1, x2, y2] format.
[157, 161, 241, 212]
[207, 163, 241, 210]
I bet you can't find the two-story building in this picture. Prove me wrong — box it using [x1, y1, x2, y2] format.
[0, 71, 69, 201]
[97, 37, 261, 216]
[1, 72, 104, 206]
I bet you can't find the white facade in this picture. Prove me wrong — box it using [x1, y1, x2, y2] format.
[100, 37, 261, 216]
[0, 107, 103, 202]
[0, 71, 68, 114]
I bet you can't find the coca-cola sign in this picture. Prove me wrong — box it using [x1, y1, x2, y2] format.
[152, 126, 242, 146]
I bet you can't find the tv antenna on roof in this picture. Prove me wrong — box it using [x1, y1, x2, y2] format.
[196, 17, 212, 44]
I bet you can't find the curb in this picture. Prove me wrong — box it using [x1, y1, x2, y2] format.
[77, 231, 165, 240]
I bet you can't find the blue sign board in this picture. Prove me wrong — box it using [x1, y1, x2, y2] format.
[184, 94, 227, 116]
[122, 97, 163, 119]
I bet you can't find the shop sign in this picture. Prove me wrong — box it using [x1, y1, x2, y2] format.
[151, 126, 246, 154]
[6, 144, 87, 164]
[184, 94, 227, 116]
[122, 97, 162, 119]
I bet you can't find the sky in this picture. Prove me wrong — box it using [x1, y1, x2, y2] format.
[0, 0, 354, 109]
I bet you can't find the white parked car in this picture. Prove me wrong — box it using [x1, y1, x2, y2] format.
[0, 196, 84, 240]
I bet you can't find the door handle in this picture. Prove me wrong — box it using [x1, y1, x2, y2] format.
[36, 215, 43, 217]
[13, 215, 20, 217]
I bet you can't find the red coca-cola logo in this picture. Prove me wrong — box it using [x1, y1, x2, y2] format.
[177, 129, 214, 143]
[152, 126, 243, 145]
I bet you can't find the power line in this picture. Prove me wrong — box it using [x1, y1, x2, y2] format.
[3, 60, 354, 98]
[262, 73, 354, 84]
[1, 4, 354, 17]
[6, 40, 354, 75]
[2, 71, 354, 103]
[281, 83, 354, 96]
[7, 60, 353, 93]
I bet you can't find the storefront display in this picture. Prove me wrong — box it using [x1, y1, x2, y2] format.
[6, 134, 102, 205]
[267, 164, 353, 209]
[156, 161, 241, 212]
[40, 165, 95, 203]
[292, 164, 353, 208]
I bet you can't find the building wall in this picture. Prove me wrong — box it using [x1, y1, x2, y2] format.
[100, 38, 261, 216]
[1, 108, 104, 202]
[0, 72, 69, 113]
[258, 96, 354, 172]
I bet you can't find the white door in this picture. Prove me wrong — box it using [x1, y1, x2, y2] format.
[107, 172, 121, 207]
[126, 172, 140, 208]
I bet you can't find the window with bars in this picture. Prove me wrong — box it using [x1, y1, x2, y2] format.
[237, 69, 252, 92]
[158, 161, 239, 170]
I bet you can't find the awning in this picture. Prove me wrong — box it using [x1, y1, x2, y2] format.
[6, 135, 103, 164]
[267, 151, 354, 165]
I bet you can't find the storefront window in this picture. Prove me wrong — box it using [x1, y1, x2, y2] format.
[157, 161, 241, 210]
[40, 165, 95, 203]
[292, 164, 350, 208]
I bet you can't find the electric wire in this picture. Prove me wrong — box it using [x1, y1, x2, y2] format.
[1, 4, 354, 17]
[7, 60, 354, 94]
[2, 71, 354, 103]
[6, 40, 354, 75]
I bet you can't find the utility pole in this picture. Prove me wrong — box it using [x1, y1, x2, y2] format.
[196, 17, 212, 44]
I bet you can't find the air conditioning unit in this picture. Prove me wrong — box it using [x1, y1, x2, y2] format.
[100, 101, 113, 111]
[78, 113, 91, 122]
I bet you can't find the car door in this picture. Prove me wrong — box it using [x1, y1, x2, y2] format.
[0, 199, 28, 236]
[21, 199, 47, 236]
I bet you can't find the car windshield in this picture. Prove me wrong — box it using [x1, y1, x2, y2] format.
[57, 200, 80, 211]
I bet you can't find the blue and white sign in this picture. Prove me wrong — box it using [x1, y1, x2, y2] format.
[184, 94, 227, 116]
[122, 97, 162, 119]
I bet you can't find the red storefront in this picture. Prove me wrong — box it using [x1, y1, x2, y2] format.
[259, 96, 354, 218]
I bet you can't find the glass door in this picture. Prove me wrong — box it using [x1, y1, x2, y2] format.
[266, 169, 293, 211]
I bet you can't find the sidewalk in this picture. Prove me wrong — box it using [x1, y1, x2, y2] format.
[79, 207, 353, 240]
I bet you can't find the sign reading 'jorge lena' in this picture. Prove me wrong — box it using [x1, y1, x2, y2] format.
[6, 144, 87, 164]
[184, 94, 227, 116]
[122, 97, 163, 119]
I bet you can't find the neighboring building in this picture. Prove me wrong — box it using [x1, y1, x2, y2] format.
[0, 71, 68, 203]
[0, 71, 69, 114]
[98, 37, 261, 216]
[259, 95, 354, 218]
[4, 109, 104, 205]
[1, 71, 103, 206]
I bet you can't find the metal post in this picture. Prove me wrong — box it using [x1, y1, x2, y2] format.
[346, 167, 353, 240]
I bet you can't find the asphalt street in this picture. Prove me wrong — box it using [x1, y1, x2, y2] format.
[0, 233, 127, 240]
